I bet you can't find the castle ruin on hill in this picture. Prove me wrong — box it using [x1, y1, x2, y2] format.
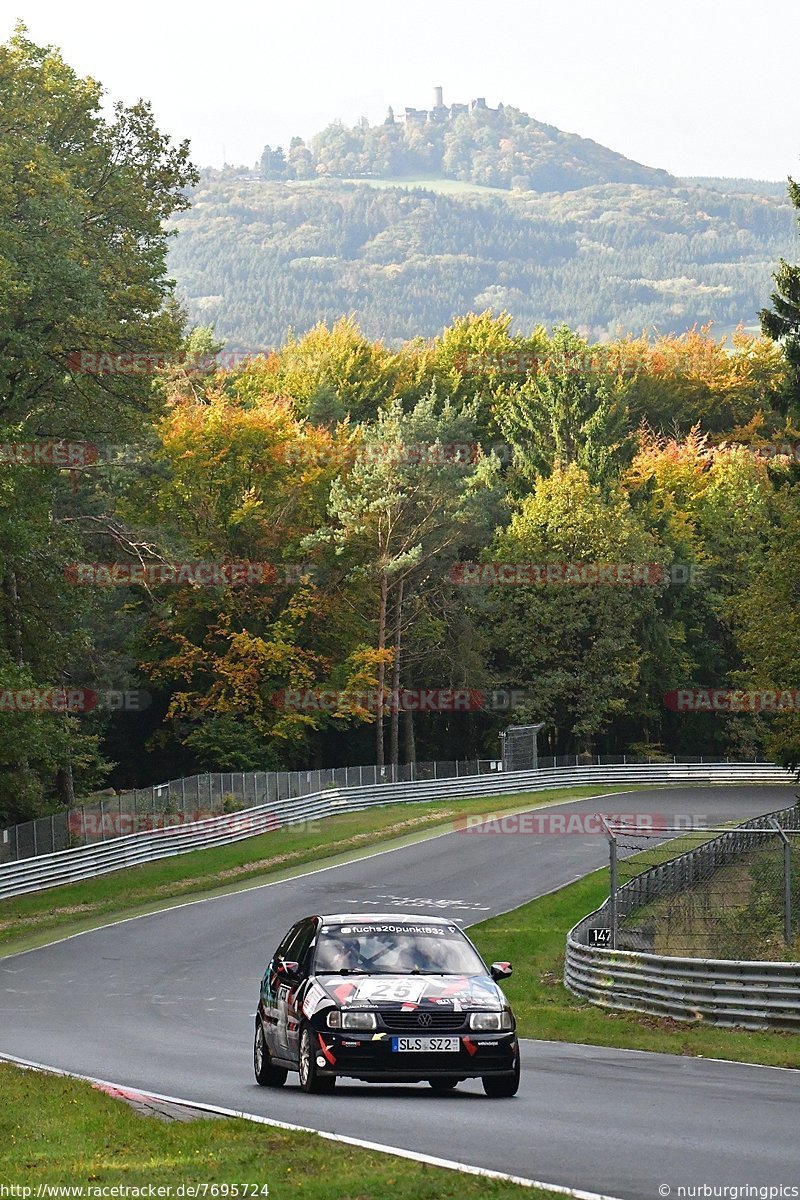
[387, 87, 503, 125]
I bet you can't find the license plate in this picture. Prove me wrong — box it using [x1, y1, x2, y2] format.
[391, 1037, 460, 1053]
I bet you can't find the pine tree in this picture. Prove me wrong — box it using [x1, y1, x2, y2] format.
[760, 177, 800, 413]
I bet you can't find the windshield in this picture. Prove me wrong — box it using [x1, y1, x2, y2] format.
[313, 922, 486, 975]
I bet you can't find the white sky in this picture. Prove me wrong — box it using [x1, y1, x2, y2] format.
[5, 0, 800, 179]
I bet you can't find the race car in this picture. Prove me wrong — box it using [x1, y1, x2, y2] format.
[253, 912, 519, 1096]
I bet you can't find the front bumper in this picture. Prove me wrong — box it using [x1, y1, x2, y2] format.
[311, 1028, 518, 1081]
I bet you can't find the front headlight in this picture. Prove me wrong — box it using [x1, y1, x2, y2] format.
[469, 1009, 513, 1031]
[328, 1010, 376, 1031]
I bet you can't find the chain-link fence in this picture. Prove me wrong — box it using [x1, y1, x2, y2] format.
[603, 803, 800, 961]
[0, 752, 775, 866]
[0, 759, 505, 863]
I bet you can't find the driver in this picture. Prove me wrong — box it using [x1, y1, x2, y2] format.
[316, 935, 363, 971]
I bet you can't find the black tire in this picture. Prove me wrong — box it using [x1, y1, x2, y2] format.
[254, 1020, 288, 1088]
[482, 1054, 520, 1098]
[428, 1078, 459, 1093]
[298, 1023, 336, 1094]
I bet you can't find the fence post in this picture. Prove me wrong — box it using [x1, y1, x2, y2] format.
[770, 819, 792, 946]
[601, 817, 618, 949]
[14, 822, 19, 861]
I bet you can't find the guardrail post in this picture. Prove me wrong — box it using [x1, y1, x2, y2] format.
[770, 818, 793, 947]
[601, 816, 618, 949]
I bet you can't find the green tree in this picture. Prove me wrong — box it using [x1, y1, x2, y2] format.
[310, 391, 504, 764]
[0, 26, 196, 819]
[761, 177, 800, 415]
[494, 326, 633, 487]
[479, 463, 664, 752]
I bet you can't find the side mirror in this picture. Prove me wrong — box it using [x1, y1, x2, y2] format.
[276, 958, 301, 980]
[491, 961, 513, 981]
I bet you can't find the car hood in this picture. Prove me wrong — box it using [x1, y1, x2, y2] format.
[308, 973, 506, 1012]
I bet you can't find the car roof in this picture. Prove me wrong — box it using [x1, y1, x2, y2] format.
[317, 913, 458, 926]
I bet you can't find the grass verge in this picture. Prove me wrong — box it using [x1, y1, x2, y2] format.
[0, 786, 629, 958]
[0, 1061, 555, 1197]
[469, 868, 800, 1069]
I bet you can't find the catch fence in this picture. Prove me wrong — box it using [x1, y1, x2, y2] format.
[565, 801, 800, 1029]
[0, 753, 771, 865]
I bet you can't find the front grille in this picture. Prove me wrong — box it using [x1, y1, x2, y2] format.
[379, 1010, 467, 1032]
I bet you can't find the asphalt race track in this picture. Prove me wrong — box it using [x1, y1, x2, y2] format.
[2, 786, 799, 1199]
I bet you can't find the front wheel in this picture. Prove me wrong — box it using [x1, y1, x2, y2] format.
[482, 1054, 520, 1098]
[298, 1024, 336, 1094]
[254, 1020, 287, 1087]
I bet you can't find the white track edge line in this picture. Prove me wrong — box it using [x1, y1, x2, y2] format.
[0, 1050, 625, 1200]
[523, 1037, 800, 1076]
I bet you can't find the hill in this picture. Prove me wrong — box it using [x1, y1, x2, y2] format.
[168, 174, 798, 350]
[260, 101, 677, 193]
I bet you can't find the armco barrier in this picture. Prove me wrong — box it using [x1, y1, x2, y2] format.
[564, 800, 800, 1031]
[0, 761, 793, 902]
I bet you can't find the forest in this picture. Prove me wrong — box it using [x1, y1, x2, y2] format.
[168, 173, 798, 348]
[3, 29, 800, 830]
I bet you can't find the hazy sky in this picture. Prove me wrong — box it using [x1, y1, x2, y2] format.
[5, 0, 799, 180]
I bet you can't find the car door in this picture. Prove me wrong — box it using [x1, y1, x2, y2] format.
[261, 923, 303, 1060]
[273, 919, 317, 1061]
[281, 919, 318, 1063]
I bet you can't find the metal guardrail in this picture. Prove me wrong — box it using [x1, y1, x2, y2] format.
[564, 801, 800, 1031]
[0, 754, 777, 864]
[0, 761, 792, 902]
[0, 759, 504, 863]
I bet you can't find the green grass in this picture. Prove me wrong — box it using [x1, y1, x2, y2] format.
[469, 868, 800, 1068]
[630, 845, 800, 961]
[294, 174, 512, 197]
[0, 1062, 555, 1197]
[0, 786, 629, 958]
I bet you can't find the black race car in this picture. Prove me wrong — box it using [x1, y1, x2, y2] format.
[254, 912, 519, 1097]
